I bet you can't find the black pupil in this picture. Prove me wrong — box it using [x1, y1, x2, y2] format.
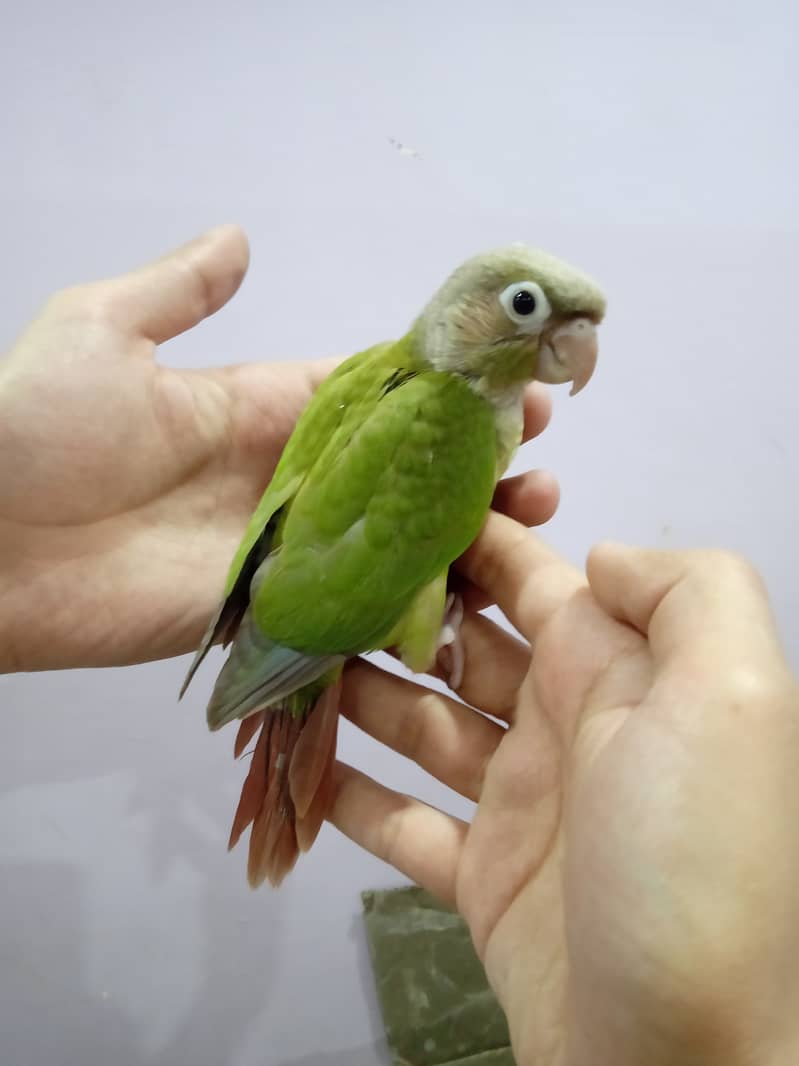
[512, 289, 536, 315]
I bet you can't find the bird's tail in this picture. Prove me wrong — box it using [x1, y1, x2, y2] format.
[227, 675, 342, 888]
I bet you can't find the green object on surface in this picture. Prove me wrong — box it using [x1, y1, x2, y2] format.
[362, 886, 515, 1066]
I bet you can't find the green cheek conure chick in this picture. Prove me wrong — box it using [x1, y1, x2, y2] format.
[181, 244, 606, 888]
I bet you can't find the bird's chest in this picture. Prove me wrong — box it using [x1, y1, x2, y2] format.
[492, 396, 525, 479]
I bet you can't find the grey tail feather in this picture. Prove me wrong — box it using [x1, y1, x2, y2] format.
[179, 513, 282, 701]
[179, 602, 228, 700]
[205, 609, 344, 732]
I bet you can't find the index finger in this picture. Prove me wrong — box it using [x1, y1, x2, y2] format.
[456, 511, 584, 641]
[587, 543, 789, 674]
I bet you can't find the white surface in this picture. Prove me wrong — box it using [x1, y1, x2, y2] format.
[2, 2, 798, 1064]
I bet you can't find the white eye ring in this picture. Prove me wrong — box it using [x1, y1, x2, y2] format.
[498, 281, 551, 333]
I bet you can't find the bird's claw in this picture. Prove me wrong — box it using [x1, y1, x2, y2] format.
[437, 592, 465, 691]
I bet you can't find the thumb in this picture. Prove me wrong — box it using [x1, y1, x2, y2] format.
[586, 542, 782, 668]
[104, 224, 250, 345]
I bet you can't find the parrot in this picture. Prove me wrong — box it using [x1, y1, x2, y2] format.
[181, 244, 605, 888]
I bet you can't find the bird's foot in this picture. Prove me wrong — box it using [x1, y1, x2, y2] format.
[437, 592, 465, 691]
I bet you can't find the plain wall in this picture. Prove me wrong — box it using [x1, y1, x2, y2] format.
[2, 2, 797, 1063]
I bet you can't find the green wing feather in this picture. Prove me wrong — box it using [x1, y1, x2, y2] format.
[181, 339, 411, 696]
[252, 369, 497, 655]
[223, 339, 409, 596]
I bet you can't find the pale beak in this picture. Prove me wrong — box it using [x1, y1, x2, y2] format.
[535, 318, 598, 396]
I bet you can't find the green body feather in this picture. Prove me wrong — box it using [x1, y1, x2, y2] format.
[226, 336, 498, 659]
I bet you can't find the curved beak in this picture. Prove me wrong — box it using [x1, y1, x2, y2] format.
[535, 318, 598, 396]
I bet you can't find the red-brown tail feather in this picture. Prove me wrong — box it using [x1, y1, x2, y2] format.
[227, 678, 342, 888]
[289, 682, 341, 818]
[295, 698, 339, 853]
[228, 713, 267, 851]
[233, 713, 263, 760]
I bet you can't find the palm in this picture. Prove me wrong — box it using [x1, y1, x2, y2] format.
[0, 226, 330, 670]
[456, 604, 654, 1061]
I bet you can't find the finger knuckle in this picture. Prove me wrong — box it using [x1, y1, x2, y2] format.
[44, 284, 82, 315]
[519, 563, 581, 634]
[45, 281, 114, 321]
[468, 542, 504, 593]
[703, 549, 765, 592]
[717, 663, 788, 718]
[174, 254, 215, 322]
[395, 694, 434, 763]
[379, 804, 407, 868]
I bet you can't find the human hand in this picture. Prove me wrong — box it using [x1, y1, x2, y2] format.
[332, 515, 799, 1066]
[0, 228, 558, 672]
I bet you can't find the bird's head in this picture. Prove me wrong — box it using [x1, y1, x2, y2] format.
[415, 244, 606, 403]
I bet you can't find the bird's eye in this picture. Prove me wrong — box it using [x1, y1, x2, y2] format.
[499, 281, 551, 332]
[512, 290, 536, 315]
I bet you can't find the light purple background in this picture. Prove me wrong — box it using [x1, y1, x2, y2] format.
[2, 3, 798, 1064]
